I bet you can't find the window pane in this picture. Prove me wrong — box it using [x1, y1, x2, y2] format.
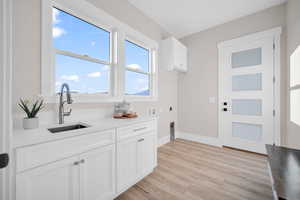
[55, 54, 110, 94]
[125, 71, 149, 96]
[232, 99, 262, 116]
[232, 73, 262, 91]
[53, 8, 110, 61]
[232, 48, 262, 68]
[232, 122, 262, 142]
[125, 40, 149, 72]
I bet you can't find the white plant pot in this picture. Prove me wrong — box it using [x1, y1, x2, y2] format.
[23, 117, 39, 129]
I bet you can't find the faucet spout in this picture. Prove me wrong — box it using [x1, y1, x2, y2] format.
[59, 83, 73, 124]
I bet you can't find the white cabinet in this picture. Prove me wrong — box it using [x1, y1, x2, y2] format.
[15, 119, 157, 200]
[17, 144, 115, 200]
[117, 132, 156, 194]
[161, 37, 187, 72]
[79, 145, 115, 200]
[16, 156, 80, 200]
[137, 133, 155, 177]
[117, 137, 138, 192]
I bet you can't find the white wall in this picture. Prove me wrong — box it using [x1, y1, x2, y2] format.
[286, 0, 300, 149]
[13, 0, 178, 139]
[178, 4, 287, 143]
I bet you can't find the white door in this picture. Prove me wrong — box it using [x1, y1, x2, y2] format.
[0, 1, 12, 200]
[16, 156, 80, 200]
[79, 145, 115, 200]
[137, 133, 155, 177]
[219, 29, 280, 154]
[117, 137, 138, 193]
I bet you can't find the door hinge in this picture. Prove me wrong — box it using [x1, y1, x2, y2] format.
[273, 76, 276, 83]
[273, 110, 276, 116]
[273, 43, 275, 50]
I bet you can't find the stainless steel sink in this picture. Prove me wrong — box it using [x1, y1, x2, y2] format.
[48, 123, 89, 133]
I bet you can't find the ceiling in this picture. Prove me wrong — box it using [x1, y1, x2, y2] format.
[127, 0, 286, 38]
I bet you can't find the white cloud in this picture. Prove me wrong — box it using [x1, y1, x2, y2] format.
[52, 8, 60, 24]
[135, 78, 148, 91]
[91, 41, 96, 46]
[55, 82, 61, 86]
[137, 78, 147, 84]
[102, 65, 109, 71]
[53, 27, 66, 38]
[61, 75, 79, 82]
[87, 72, 101, 78]
[127, 64, 141, 71]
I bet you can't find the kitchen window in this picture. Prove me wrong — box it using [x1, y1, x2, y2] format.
[125, 40, 151, 96]
[42, 0, 158, 102]
[53, 7, 111, 95]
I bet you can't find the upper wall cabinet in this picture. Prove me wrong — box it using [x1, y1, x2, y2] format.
[161, 37, 187, 72]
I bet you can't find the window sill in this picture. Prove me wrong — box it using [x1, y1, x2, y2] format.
[124, 96, 158, 102]
[41, 94, 121, 104]
[40, 94, 158, 104]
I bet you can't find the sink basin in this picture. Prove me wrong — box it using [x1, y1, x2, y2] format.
[48, 123, 89, 133]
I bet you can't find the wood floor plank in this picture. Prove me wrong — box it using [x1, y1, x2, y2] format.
[116, 139, 272, 200]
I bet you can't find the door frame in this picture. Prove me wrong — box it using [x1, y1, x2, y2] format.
[217, 27, 282, 148]
[1, 0, 13, 199]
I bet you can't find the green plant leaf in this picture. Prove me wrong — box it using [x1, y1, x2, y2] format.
[19, 99, 31, 118]
[30, 101, 39, 118]
[18, 98, 44, 118]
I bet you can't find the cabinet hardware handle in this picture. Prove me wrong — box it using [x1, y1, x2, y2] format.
[138, 138, 145, 142]
[73, 161, 80, 165]
[134, 127, 147, 132]
[80, 159, 85, 164]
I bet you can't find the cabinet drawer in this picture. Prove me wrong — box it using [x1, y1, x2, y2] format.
[117, 120, 156, 141]
[16, 129, 115, 173]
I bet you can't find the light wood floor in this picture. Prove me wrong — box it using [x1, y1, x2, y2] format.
[116, 139, 272, 200]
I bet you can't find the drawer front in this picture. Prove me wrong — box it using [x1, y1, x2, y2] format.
[117, 120, 157, 141]
[16, 129, 115, 173]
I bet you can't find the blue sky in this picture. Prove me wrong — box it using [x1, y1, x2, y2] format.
[53, 8, 149, 95]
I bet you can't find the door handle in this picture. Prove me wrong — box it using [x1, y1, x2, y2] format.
[223, 108, 228, 112]
[73, 161, 80, 165]
[134, 127, 147, 132]
[0, 153, 9, 169]
[138, 138, 145, 142]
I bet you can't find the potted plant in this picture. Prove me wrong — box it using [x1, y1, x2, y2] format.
[18, 98, 45, 129]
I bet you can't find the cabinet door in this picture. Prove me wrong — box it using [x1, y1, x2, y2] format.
[174, 39, 187, 71]
[79, 144, 115, 200]
[137, 133, 156, 177]
[117, 137, 138, 193]
[16, 156, 79, 200]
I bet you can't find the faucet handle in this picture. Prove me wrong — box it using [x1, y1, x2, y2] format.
[64, 108, 72, 116]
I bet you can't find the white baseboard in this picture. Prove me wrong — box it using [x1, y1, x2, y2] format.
[158, 136, 170, 147]
[176, 131, 222, 147]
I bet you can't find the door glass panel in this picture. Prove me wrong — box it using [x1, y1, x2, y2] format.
[232, 122, 262, 141]
[232, 73, 262, 91]
[232, 99, 262, 116]
[232, 48, 262, 68]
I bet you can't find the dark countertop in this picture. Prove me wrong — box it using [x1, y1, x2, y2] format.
[266, 144, 300, 200]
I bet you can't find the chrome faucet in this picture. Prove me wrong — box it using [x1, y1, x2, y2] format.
[59, 83, 73, 124]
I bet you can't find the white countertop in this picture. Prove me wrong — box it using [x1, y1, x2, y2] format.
[13, 117, 156, 148]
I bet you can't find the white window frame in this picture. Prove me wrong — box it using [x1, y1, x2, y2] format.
[41, 0, 158, 103]
[123, 36, 157, 101]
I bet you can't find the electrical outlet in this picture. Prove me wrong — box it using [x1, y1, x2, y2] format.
[148, 108, 156, 116]
[151, 108, 156, 116]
